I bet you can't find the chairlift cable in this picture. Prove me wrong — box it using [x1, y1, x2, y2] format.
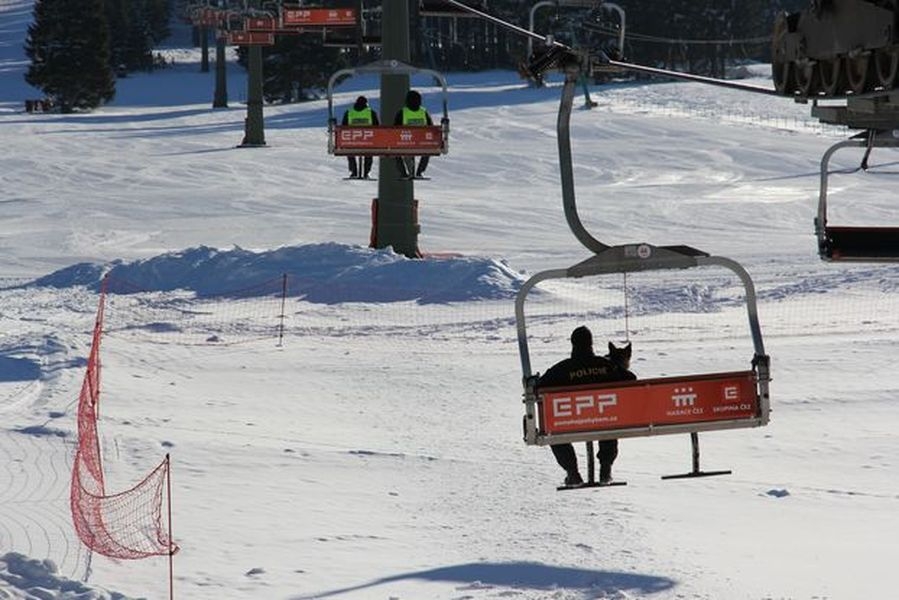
[442, 0, 571, 49]
[442, 0, 780, 97]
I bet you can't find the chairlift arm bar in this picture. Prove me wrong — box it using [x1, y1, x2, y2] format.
[526, 1, 556, 58]
[515, 268, 570, 378]
[601, 2, 626, 52]
[696, 256, 766, 358]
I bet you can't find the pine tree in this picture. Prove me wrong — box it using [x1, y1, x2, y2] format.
[25, 0, 115, 112]
[238, 35, 346, 104]
[144, 0, 171, 45]
[106, 0, 153, 72]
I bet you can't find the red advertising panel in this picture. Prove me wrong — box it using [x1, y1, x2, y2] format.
[539, 371, 758, 435]
[245, 16, 278, 31]
[334, 126, 444, 155]
[193, 8, 227, 27]
[225, 31, 275, 46]
[282, 7, 356, 26]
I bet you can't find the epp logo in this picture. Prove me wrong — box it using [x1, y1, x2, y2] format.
[552, 393, 617, 418]
[400, 130, 413, 142]
[340, 130, 374, 142]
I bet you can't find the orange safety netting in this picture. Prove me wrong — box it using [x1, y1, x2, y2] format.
[70, 280, 177, 559]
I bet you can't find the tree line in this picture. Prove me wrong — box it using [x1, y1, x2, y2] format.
[24, 0, 805, 112]
[25, 0, 171, 112]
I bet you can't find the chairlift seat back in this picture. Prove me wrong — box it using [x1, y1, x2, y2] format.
[332, 125, 446, 156]
[820, 226, 899, 261]
[532, 369, 766, 446]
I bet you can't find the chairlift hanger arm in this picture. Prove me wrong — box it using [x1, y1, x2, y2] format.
[558, 62, 609, 254]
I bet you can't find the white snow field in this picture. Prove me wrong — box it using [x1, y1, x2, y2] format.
[2, 1, 899, 598]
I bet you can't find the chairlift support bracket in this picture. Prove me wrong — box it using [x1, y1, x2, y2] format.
[326, 60, 450, 157]
[815, 128, 899, 261]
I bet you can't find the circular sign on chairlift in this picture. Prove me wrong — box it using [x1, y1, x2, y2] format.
[637, 244, 652, 259]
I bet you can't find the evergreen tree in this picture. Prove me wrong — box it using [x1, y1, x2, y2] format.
[144, 0, 171, 45]
[106, 0, 153, 72]
[25, 0, 115, 112]
[238, 36, 346, 104]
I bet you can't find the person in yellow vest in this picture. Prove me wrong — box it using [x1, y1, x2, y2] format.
[341, 96, 379, 179]
[393, 89, 433, 179]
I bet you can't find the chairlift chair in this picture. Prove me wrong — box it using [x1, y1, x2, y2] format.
[517, 51, 771, 487]
[815, 129, 899, 262]
[326, 60, 450, 158]
[516, 244, 771, 483]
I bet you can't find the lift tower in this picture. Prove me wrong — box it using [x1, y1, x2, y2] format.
[374, 0, 418, 257]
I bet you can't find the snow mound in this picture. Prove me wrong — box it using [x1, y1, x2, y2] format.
[27, 243, 527, 304]
[0, 552, 140, 599]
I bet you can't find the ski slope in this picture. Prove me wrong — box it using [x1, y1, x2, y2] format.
[2, 1, 899, 598]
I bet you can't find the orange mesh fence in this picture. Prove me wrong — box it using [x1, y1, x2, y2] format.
[70, 279, 177, 559]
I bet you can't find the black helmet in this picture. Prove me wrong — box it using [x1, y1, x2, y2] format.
[354, 95, 368, 110]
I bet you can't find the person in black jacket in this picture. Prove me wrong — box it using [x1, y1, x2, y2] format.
[341, 95, 379, 178]
[538, 326, 636, 486]
[393, 89, 433, 179]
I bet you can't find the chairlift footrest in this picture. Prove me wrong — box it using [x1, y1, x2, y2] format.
[661, 469, 732, 480]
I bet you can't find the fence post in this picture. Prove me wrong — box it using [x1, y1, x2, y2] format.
[278, 274, 287, 347]
[166, 454, 175, 600]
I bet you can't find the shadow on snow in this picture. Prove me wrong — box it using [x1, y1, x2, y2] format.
[292, 560, 676, 599]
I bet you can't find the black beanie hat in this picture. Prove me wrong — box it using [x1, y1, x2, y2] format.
[570, 326, 593, 352]
[405, 90, 421, 109]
